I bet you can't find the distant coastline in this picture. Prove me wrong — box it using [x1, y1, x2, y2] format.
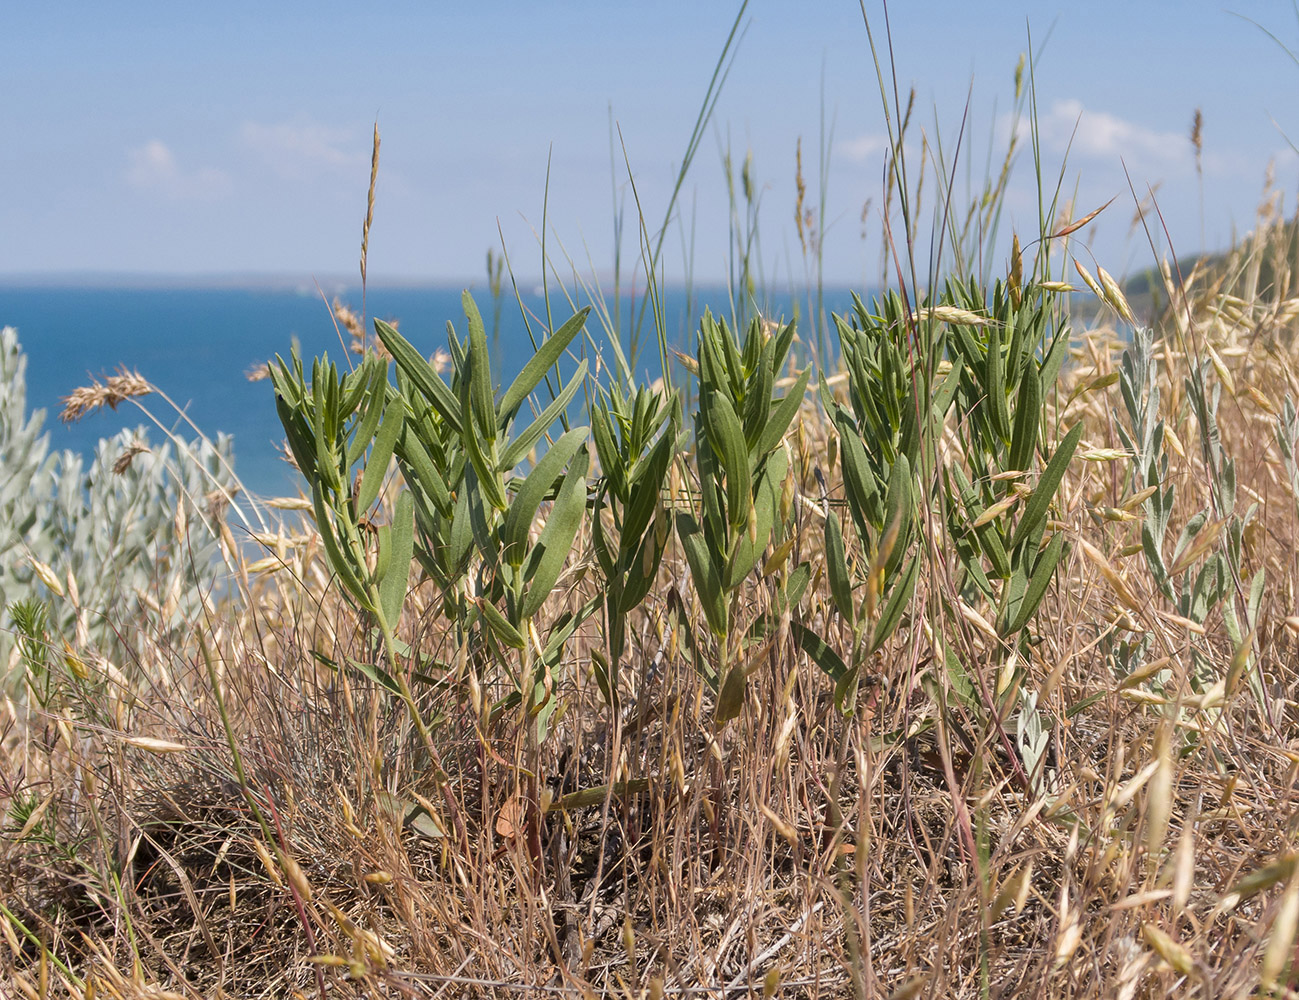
[0, 272, 479, 292]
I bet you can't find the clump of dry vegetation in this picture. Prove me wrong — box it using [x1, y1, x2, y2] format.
[9, 10, 1299, 1000]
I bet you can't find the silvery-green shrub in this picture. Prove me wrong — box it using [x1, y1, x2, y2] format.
[0, 326, 237, 689]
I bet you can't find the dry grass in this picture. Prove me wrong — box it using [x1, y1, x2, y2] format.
[10, 210, 1299, 999]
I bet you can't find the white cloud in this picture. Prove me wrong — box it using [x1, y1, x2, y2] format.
[1028, 99, 1185, 165]
[836, 133, 890, 164]
[126, 140, 231, 199]
[240, 121, 363, 180]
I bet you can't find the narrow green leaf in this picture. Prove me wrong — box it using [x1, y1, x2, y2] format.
[882, 454, 913, 576]
[465, 463, 501, 565]
[502, 426, 587, 567]
[345, 656, 404, 697]
[834, 666, 861, 715]
[498, 360, 589, 470]
[931, 355, 964, 420]
[754, 366, 811, 458]
[356, 395, 405, 515]
[345, 365, 388, 470]
[499, 307, 590, 420]
[521, 445, 589, 620]
[591, 648, 618, 713]
[339, 359, 373, 417]
[825, 512, 854, 626]
[447, 486, 475, 577]
[742, 349, 774, 447]
[1010, 422, 1082, 550]
[379, 491, 414, 631]
[310, 366, 342, 494]
[771, 317, 797, 370]
[726, 448, 783, 589]
[869, 554, 918, 652]
[1008, 363, 1041, 473]
[784, 561, 811, 610]
[591, 405, 624, 501]
[394, 427, 452, 517]
[676, 511, 727, 637]
[464, 292, 497, 442]
[373, 318, 463, 436]
[311, 482, 369, 607]
[997, 558, 1029, 636]
[705, 390, 752, 532]
[463, 419, 508, 511]
[1040, 328, 1070, 393]
[479, 598, 526, 650]
[622, 430, 673, 548]
[986, 319, 1010, 441]
[621, 527, 666, 612]
[835, 411, 881, 536]
[275, 391, 319, 490]
[790, 620, 848, 681]
[1006, 532, 1066, 635]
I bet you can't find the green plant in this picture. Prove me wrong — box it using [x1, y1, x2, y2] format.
[0, 328, 50, 646]
[375, 293, 595, 743]
[941, 273, 1077, 649]
[0, 328, 240, 687]
[269, 346, 422, 733]
[812, 291, 952, 711]
[1115, 325, 1265, 706]
[676, 311, 809, 723]
[589, 379, 681, 710]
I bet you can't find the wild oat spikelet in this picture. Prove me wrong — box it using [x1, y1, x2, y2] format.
[333, 297, 368, 355]
[61, 368, 152, 422]
[112, 439, 150, 475]
[1190, 108, 1203, 178]
[794, 137, 807, 255]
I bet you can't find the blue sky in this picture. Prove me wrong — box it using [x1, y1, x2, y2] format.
[5, 1, 1299, 287]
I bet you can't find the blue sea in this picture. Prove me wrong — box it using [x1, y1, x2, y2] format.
[0, 283, 860, 500]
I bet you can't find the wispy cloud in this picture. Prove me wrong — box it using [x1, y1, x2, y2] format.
[240, 121, 363, 180]
[125, 140, 231, 199]
[836, 133, 890, 164]
[1029, 99, 1187, 165]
